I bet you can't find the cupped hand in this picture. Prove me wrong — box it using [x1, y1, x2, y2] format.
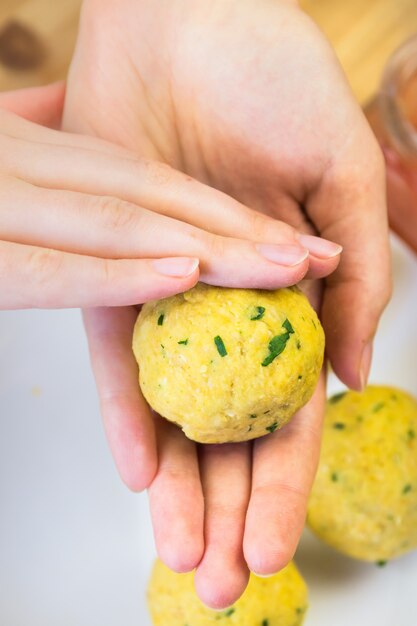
[1, 82, 337, 606]
[62, 0, 391, 609]
[0, 84, 339, 310]
[66, 0, 391, 389]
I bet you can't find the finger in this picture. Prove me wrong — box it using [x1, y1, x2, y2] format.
[244, 372, 326, 575]
[83, 307, 157, 491]
[148, 419, 204, 573]
[306, 129, 392, 390]
[0, 239, 199, 309]
[2, 134, 342, 279]
[0, 107, 133, 158]
[194, 443, 251, 610]
[0, 178, 310, 289]
[0, 83, 66, 129]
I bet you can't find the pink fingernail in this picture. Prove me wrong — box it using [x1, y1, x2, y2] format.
[152, 257, 199, 277]
[359, 341, 373, 391]
[297, 234, 343, 259]
[251, 571, 275, 579]
[256, 244, 309, 266]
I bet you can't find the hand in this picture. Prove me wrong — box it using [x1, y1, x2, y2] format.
[0, 85, 338, 310]
[63, 0, 391, 607]
[0, 84, 337, 604]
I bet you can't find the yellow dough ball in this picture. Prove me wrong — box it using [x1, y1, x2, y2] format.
[133, 283, 324, 443]
[147, 559, 308, 626]
[308, 386, 417, 562]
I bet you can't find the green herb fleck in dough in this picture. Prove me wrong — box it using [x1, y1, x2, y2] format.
[248, 425, 253, 432]
[160, 344, 165, 350]
[214, 335, 227, 357]
[250, 306, 266, 321]
[311, 318, 317, 329]
[403, 484, 412, 494]
[178, 339, 189, 345]
[408, 429, 416, 440]
[296, 607, 306, 615]
[329, 391, 347, 404]
[356, 415, 364, 422]
[157, 313, 164, 326]
[262, 333, 290, 367]
[373, 401, 385, 413]
[264, 410, 271, 414]
[249, 414, 257, 419]
[224, 608, 235, 617]
[333, 422, 346, 430]
[261, 318, 296, 367]
[266, 422, 279, 433]
[296, 340, 301, 350]
[376, 560, 388, 567]
[331, 472, 339, 482]
[261, 620, 269, 626]
[298, 375, 303, 380]
[282, 318, 295, 334]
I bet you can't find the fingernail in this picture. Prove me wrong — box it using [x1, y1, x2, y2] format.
[251, 571, 275, 579]
[152, 257, 199, 277]
[359, 341, 373, 391]
[256, 243, 308, 266]
[297, 234, 343, 259]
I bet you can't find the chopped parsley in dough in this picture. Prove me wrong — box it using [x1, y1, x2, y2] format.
[133, 283, 324, 444]
[308, 386, 417, 561]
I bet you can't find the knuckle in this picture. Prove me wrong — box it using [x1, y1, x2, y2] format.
[248, 210, 295, 242]
[247, 211, 271, 240]
[159, 464, 194, 485]
[99, 258, 118, 290]
[140, 159, 175, 186]
[208, 499, 247, 519]
[26, 248, 65, 306]
[28, 248, 64, 283]
[252, 481, 308, 503]
[204, 232, 226, 259]
[93, 195, 140, 233]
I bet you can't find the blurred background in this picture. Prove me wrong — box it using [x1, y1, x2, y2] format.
[1, 2, 417, 626]
[0, 0, 417, 104]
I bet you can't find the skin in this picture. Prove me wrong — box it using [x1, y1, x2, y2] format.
[0, 81, 337, 604]
[61, 0, 392, 608]
[0, 83, 340, 309]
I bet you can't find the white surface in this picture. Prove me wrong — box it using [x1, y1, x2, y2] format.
[0, 234, 417, 625]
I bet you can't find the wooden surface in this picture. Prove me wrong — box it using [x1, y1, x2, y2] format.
[0, 0, 416, 104]
[301, 0, 417, 104]
[0, 0, 81, 91]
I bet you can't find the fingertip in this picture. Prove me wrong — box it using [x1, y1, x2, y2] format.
[149, 259, 200, 300]
[306, 251, 341, 279]
[194, 561, 249, 610]
[244, 541, 294, 578]
[322, 278, 389, 392]
[297, 234, 343, 259]
[152, 257, 199, 278]
[101, 397, 159, 492]
[119, 450, 158, 493]
[157, 540, 204, 574]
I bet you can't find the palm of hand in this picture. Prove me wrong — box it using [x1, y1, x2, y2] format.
[63, 0, 387, 608]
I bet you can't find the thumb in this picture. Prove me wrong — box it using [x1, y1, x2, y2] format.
[0, 81, 65, 129]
